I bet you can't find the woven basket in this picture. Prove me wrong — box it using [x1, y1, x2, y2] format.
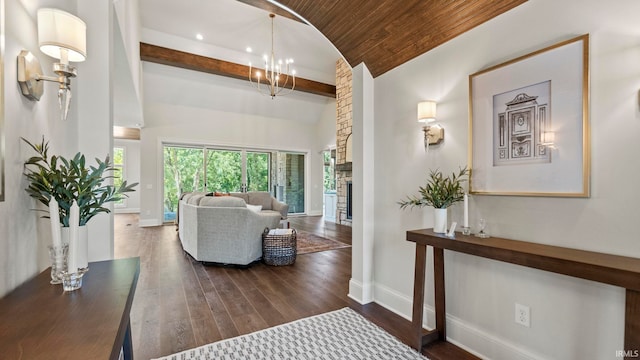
[262, 228, 297, 266]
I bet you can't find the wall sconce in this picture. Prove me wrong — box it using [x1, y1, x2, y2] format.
[17, 8, 87, 121]
[540, 131, 555, 148]
[418, 100, 444, 150]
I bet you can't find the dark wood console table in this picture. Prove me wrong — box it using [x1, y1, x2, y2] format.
[407, 229, 640, 356]
[0, 257, 140, 360]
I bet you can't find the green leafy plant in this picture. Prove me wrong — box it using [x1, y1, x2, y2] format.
[22, 137, 138, 226]
[398, 167, 469, 209]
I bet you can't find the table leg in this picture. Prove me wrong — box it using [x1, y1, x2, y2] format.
[412, 243, 427, 350]
[123, 320, 134, 360]
[433, 247, 446, 341]
[625, 289, 640, 358]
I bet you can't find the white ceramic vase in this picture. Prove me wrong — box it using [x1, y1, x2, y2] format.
[433, 208, 448, 233]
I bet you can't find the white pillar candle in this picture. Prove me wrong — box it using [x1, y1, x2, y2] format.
[48, 197, 62, 249]
[77, 226, 88, 269]
[463, 193, 469, 228]
[68, 201, 80, 273]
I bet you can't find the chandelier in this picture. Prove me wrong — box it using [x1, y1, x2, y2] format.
[248, 14, 296, 99]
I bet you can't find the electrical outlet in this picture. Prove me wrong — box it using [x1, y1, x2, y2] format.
[515, 303, 530, 327]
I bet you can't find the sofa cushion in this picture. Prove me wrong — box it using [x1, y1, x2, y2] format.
[261, 209, 283, 218]
[187, 194, 206, 205]
[246, 204, 262, 213]
[229, 192, 249, 203]
[183, 191, 206, 204]
[248, 191, 272, 210]
[199, 196, 247, 208]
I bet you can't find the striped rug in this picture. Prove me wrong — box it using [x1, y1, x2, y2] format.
[152, 307, 428, 360]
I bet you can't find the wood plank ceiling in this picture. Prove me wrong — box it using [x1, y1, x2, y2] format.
[275, 0, 528, 77]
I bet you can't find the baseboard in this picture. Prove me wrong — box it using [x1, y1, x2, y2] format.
[307, 210, 323, 216]
[348, 278, 374, 304]
[114, 208, 140, 214]
[138, 218, 163, 227]
[373, 282, 543, 360]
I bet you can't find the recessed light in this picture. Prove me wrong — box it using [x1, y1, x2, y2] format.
[196, 33, 203, 41]
[246, 47, 252, 53]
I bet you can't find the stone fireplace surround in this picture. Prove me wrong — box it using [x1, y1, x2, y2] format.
[335, 58, 352, 226]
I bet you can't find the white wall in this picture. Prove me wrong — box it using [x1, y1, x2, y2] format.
[114, 139, 141, 213]
[1, 0, 141, 296]
[0, 0, 79, 296]
[76, 0, 116, 262]
[311, 98, 337, 216]
[370, 0, 640, 359]
[139, 62, 336, 225]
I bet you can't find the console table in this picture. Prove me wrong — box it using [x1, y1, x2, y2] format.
[407, 229, 640, 356]
[0, 257, 140, 359]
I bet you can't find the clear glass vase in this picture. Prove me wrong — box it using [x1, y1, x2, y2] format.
[48, 243, 69, 284]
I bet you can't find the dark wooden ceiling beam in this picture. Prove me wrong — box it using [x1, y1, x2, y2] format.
[140, 42, 336, 98]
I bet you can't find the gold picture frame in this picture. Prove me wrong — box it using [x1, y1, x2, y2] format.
[468, 34, 590, 197]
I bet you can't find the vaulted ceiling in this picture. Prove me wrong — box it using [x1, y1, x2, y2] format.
[137, 0, 529, 113]
[263, 0, 528, 77]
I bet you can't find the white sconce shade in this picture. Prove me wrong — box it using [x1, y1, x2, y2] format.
[38, 8, 87, 63]
[417, 100, 437, 123]
[417, 100, 443, 150]
[18, 8, 87, 121]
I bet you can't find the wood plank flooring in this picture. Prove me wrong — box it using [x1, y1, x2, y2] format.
[114, 214, 478, 360]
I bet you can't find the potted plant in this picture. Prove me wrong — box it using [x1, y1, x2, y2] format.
[399, 167, 468, 233]
[22, 137, 138, 225]
[22, 137, 138, 279]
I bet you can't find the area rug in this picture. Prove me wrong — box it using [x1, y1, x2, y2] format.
[296, 229, 351, 255]
[151, 307, 428, 360]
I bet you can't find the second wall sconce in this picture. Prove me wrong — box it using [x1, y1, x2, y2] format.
[418, 100, 444, 150]
[17, 8, 87, 121]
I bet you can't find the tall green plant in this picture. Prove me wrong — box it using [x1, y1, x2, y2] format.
[22, 137, 138, 226]
[399, 167, 468, 209]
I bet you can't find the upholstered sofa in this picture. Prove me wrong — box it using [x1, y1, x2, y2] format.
[178, 192, 288, 265]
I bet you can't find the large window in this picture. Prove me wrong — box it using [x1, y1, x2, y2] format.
[163, 146, 205, 221]
[247, 152, 270, 191]
[163, 145, 273, 222]
[273, 152, 305, 214]
[206, 149, 242, 193]
[286, 153, 305, 214]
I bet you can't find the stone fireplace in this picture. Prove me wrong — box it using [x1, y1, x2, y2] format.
[335, 58, 352, 226]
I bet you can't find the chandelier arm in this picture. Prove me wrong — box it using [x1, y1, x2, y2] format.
[248, 13, 296, 99]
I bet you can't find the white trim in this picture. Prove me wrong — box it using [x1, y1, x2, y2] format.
[139, 218, 163, 227]
[114, 208, 140, 214]
[159, 136, 311, 155]
[307, 210, 322, 216]
[348, 278, 374, 304]
[373, 282, 415, 322]
[373, 282, 546, 360]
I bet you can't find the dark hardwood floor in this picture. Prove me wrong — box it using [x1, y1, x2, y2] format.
[114, 214, 478, 360]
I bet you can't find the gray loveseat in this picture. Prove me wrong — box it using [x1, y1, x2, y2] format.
[178, 192, 288, 265]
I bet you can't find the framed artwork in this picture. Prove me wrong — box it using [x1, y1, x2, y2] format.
[468, 34, 590, 197]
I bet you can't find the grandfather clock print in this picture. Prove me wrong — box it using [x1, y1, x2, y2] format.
[493, 81, 551, 166]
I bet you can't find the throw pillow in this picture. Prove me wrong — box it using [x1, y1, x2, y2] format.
[246, 204, 263, 213]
